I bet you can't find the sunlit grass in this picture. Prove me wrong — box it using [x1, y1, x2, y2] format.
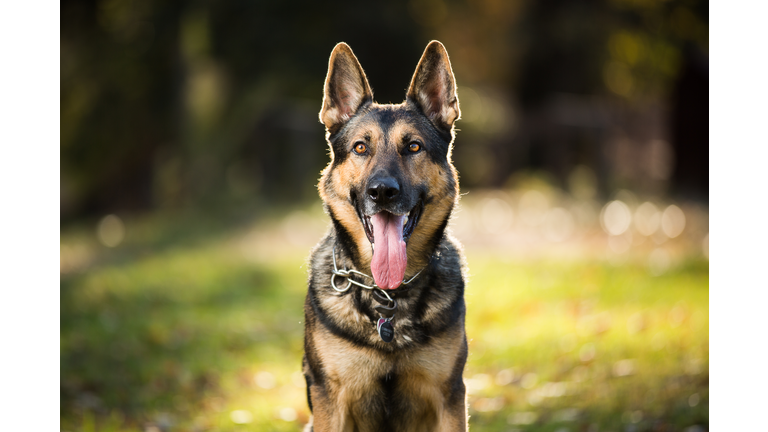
[61, 208, 707, 431]
[61, 237, 310, 431]
[463, 252, 708, 431]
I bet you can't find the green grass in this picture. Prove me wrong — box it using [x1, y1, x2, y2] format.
[61, 210, 708, 432]
[463, 253, 708, 431]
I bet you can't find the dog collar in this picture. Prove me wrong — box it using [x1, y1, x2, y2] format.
[329, 245, 424, 301]
[329, 245, 432, 343]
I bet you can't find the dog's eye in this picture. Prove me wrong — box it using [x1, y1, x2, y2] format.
[408, 142, 421, 152]
[353, 142, 367, 154]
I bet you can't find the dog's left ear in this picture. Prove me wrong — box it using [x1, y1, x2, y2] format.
[406, 41, 460, 132]
[320, 43, 373, 132]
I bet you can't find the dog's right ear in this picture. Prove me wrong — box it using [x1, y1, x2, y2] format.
[319, 43, 373, 132]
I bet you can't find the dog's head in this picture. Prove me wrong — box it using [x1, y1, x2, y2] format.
[318, 41, 461, 290]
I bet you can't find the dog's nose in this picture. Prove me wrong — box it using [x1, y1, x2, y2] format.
[367, 177, 400, 205]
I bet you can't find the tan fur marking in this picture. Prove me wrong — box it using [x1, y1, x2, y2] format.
[401, 330, 468, 431]
[387, 121, 425, 148]
[406, 169, 458, 273]
[318, 159, 371, 266]
[310, 320, 466, 431]
[311, 327, 386, 431]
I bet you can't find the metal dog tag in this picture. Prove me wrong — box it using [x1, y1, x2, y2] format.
[377, 317, 394, 343]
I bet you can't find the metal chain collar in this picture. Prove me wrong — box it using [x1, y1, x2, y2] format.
[330, 245, 424, 303]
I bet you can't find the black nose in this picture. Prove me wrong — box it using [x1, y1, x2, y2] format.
[367, 177, 400, 205]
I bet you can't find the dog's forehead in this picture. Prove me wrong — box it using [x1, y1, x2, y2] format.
[353, 104, 425, 139]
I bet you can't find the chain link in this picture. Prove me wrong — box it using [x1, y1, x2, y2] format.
[330, 245, 424, 303]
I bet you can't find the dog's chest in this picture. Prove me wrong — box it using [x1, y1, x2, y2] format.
[313, 325, 463, 419]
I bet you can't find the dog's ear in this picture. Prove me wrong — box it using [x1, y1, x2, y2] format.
[406, 41, 460, 132]
[320, 43, 373, 132]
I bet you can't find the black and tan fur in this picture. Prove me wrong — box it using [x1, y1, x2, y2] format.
[303, 41, 468, 431]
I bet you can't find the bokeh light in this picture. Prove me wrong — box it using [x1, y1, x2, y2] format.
[634, 202, 661, 236]
[661, 205, 686, 238]
[465, 373, 491, 395]
[495, 369, 514, 386]
[291, 371, 306, 388]
[278, 407, 297, 422]
[520, 373, 538, 389]
[600, 200, 632, 236]
[254, 371, 276, 389]
[96, 214, 125, 247]
[612, 359, 636, 377]
[229, 410, 253, 424]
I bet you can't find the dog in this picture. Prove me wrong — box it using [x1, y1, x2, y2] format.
[302, 40, 468, 431]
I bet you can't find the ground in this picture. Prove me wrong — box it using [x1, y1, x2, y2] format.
[61, 192, 709, 432]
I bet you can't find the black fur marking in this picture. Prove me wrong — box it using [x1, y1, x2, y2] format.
[352, 282, 366, 320]
[423, 292, 465, 340]
[424, 210, 453, 254]
[303, 359, 314, 413]
[380, 371, 398, 429]
[404, 99, 455, 146]
[446, 334, 469, 408]
[327, 206, 363, 269]
[308, 272, 374, 351]
[411, 252, 465, 341]
[303, 318, 325, 387]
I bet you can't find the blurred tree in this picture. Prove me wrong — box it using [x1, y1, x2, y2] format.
[60, 0, 708, 220]
[670, 42, 708, 199]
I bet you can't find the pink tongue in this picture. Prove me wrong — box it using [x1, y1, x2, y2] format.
[370, 212, 407, 290]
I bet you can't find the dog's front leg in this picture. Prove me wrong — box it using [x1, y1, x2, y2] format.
[305, 385, 356, 432]
[436, 397, 468, 432]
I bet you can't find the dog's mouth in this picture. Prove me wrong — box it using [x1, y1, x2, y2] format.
[361, 202, 422, 245]
[359, 201, 423, 290]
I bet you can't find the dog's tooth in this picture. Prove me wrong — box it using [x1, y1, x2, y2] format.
[403, 216, 408, 227]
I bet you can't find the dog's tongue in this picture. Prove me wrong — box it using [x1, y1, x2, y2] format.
[370, 212, 407, 290]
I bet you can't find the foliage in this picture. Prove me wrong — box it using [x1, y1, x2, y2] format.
[61, 0, 709, 218]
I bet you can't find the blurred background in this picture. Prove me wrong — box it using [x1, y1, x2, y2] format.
[60, 0, 709, 431]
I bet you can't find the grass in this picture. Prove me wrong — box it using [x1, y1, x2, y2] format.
[463, 253, 708, 431]
[60, 206, 708, 432]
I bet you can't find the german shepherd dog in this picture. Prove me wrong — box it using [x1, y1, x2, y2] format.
[303, 41, 468, 431]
